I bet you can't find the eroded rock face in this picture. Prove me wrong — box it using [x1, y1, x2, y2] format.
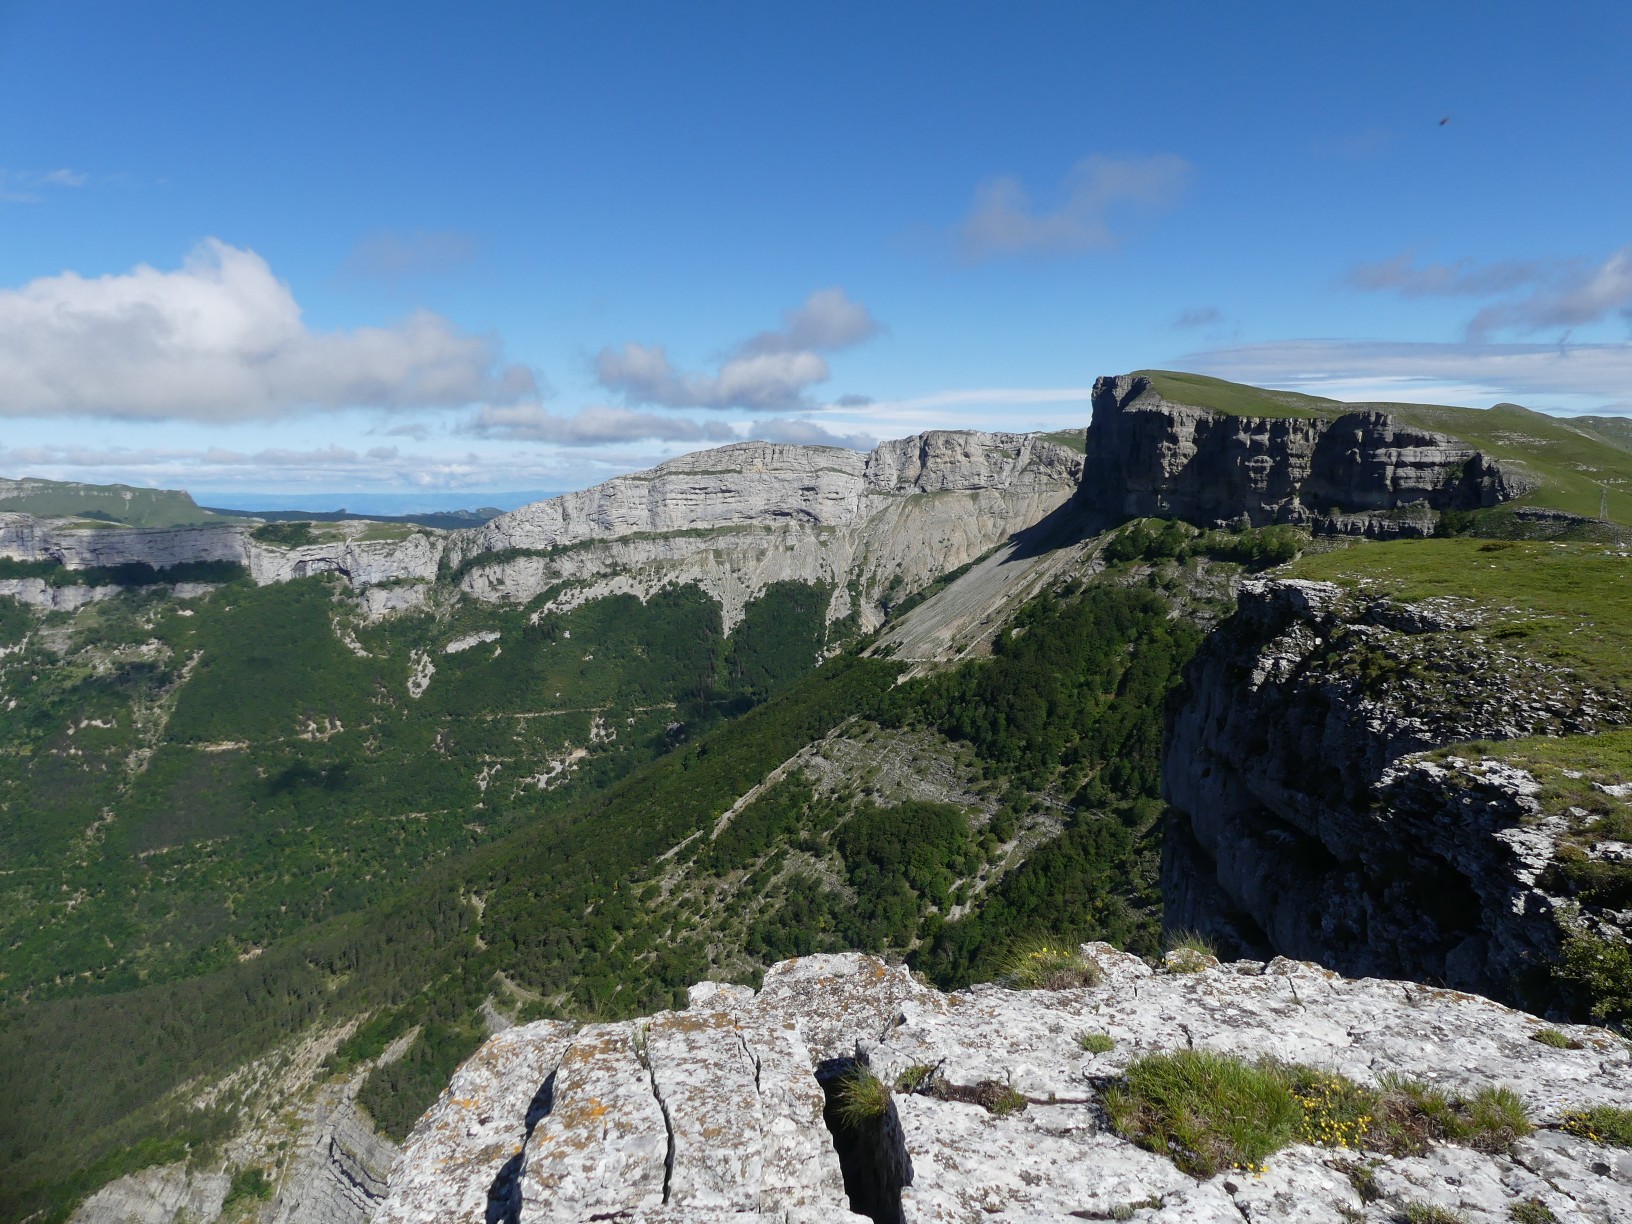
[1079, 375, 1528, 534]
[71, 1164, 232, 1224]
[453, 433, 1082, 632]
[69, 1087, 394, 1224]
[1162, 577, 1631, 1011]
[1, 432, 1081, 632]
[267, 1092, 397, 1224]
[376, 950, 1632, 1224]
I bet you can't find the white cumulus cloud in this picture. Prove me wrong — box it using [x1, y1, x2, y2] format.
[956, 154, 1191, 260]
[0, 239, 536, 420]
[595, 288, 882, 411]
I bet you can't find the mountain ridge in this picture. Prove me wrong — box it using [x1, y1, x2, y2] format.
[4, 373, 1631, 1223]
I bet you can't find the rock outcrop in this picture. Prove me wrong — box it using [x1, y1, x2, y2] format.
[69, 1041, 398, 1224]
[451, 433, 1082, 632]
[1079, 375, 1529, 535]
[72, 1164, 233, 1224]
[1, 432, 1081, 632]
[377, 951, 1632, 1223]
[1163, 577, 1631, 1012]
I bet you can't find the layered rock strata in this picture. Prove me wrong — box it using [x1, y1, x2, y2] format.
[1080, 375, 1528, 534]
[452, 433, 1082, 632]
[377, 950, 1632, 1224]
[0, 432, 1081, 631]
[1163, 577, 1630, 1010]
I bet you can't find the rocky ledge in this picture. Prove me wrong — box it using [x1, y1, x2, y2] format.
[1163, 577, 1631, 1015]
[376, 950, 1631, 1224]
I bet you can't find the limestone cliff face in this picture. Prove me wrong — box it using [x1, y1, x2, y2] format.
[0, 432, 1081, 631]
[69, 1039, 398, 1224]
[1162, 578, 1630, 1012]
[1080, 375, 1528, 534]
[377, 950, 1632, 1224]
[452, 433, 1082, 632]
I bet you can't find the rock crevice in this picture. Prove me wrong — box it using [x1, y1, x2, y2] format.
[376, 951, 1632, 1223]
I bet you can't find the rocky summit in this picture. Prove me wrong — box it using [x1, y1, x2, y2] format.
[379, 951, 1631, 1224]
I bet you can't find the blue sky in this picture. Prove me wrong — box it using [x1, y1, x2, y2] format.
[3, 1, 1631, 507]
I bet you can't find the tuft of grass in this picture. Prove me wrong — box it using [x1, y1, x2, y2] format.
[1510, 1199, 1560, 1223]
[1106, 1052, 1535, 1178]
[1163, 930, 1218, 974]
[894, 1063, 936, 1094]
[1103, 1050, 1303, 1177]
[1462, 1086, 1534, 1152]
[1561, 1104, 1632, 1148]
[1078, 1031, 1115, 1054]
[1530, 1027, 1582, 1050]
[1370, 1075, 1533, 1156]
[1401, 1205, 1469, 1224]
[832, 1066, 891, 1127]
[1001, 937, 1101, 990]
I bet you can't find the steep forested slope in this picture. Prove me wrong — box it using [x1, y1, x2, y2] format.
[0, 519, 1272, 1220]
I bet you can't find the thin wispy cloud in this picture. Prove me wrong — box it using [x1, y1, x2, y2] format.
[743, 418, 877, 450]
[1187, 338, 1632, 412]
[1350, 247, 1632, 339]
[595, 287, 883, 411]
[0, 167, 88, 203]
[343, 229, 479, 284]
[955, 154, 1191, 260]
[465, 403, 739, 446]
[1349, 252, 1552, 298]
[0, 239, 536, 420]
[1174, 307, 1222, 329]
[376, 422, 433, 442]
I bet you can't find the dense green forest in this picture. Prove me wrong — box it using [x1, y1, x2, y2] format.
[0, 544, 1210, 1221]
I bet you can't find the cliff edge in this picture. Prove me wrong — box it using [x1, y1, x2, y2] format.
[377, 951, 1632, 1224]
[1079, 374, 1530, 535]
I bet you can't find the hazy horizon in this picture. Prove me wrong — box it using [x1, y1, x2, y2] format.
[3, 3, 1630, 499]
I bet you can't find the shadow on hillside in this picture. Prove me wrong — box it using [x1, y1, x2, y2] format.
[999, 496, 1121, 564]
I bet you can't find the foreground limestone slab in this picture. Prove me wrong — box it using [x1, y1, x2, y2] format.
[376, 950, 1632, 1224]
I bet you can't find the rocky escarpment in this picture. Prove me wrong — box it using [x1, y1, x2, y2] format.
[377, 950, 1632, 1223]
[1163, 577, 1631, 1013]
[0, 513, 444, 596]
[451, 432, 1081, 632]
[68, 1032, 399, 1224]
[1080, 375, 1530, 535]
[0, 432, 1080, 631]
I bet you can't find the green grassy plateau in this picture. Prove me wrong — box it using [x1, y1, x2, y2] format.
[0, 476, 222, 527]
[1139, 372, 1632, 523]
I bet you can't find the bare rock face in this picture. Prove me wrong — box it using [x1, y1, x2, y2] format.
[71, 1164, 232, 1224]
[0, 513, 253, 568]
[1162, 577, 1631, 1012]
[1, 432, 1081, 632]
[453, 434, 1082, 632]
[267, 1091, 397, 1224]
[68, 1087, 394, 1224]
[376, 950, 1632, 1224]
[1079, 375, 1528, 534]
